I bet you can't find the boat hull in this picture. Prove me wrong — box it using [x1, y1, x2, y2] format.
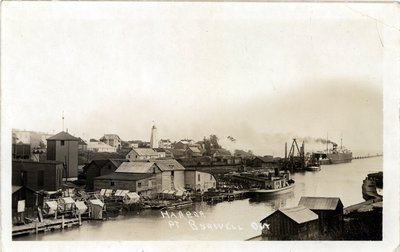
[306, 166, 321, 171]
[250, 184, 295, 195]
[327, 152, 353, 164]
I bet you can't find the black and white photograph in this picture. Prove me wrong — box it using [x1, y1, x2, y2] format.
[1, 1, 399, 251]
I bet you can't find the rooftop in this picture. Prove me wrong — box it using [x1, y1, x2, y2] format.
[188, 146, 201, 153]
[94, 172, 154, 181]
[298, 197, 343, 210]
[261, 205, 318, 224]
[47, 131, 79, 141]
[132, 148, 158, 156]
[154, 159, 186, 171]
[115, 162, 156, 173]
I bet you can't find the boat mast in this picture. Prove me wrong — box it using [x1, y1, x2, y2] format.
[340, 133, 343, 150]
[326, 133, 329, 153]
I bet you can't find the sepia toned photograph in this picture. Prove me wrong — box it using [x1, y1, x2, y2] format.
[1, 1, 399, 251]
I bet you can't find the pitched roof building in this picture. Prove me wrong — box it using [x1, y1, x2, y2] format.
[47, 131, 79, 179]
[99, 134, 122, 150]
[298, 196, 344, 234]
[125, 148, 159, 161]
[87, 141, 117, 153]
[260, 205, 319, 240]
[83, 159, 127, 190]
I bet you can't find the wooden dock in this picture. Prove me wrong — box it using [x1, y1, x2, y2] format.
[343, 199, 382, 215]
[205, 190, 248, 204]
[12, 216, 81, 237]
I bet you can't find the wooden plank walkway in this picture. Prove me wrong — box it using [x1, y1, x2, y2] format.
[12, 217, 81, 237]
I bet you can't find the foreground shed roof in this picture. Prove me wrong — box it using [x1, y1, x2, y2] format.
[261, 205, 318, 224]
[298, 197, 343, 210]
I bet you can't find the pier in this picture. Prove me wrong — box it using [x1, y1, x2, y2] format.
[203, 190, 248, 204]
[12, 216, 81, 237]
[352, 154, 383, 160]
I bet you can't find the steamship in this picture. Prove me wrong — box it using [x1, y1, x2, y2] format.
[311, 141, 352, 165]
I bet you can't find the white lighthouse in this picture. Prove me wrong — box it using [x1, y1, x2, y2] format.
[150, 124, 158, 148]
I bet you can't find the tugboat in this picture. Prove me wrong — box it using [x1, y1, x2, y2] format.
[362, 172, 383, 200]
[245, 169, 295, 195]
[305, 153, 322, 171]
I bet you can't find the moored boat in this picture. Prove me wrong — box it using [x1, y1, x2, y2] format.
[306, 165, 321, 171]
[249, 182, 295, 195]
[362, 172, 383, 201]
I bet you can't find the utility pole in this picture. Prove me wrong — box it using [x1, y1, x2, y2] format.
[62, 111, 65, 132]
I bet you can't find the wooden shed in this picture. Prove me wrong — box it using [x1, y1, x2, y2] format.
[260, 205, 319, 240]
[298, 196, 343, 235]
[88, 199, 105, 220]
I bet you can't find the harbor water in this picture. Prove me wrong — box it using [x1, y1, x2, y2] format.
[14, 157, 382, 241]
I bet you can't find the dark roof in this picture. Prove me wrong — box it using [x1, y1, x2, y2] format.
[298, 197, 343, 210]
[12, 159, 63, 165]
[254, 156, 274, 163]
[261, 205, 318, 224]
[211, 149, 231, 156]
[109, 159, 128, 168]
[78, 137, 87, 145]
[12, 185, 23, 194]
[153, 148, 166, 152]
[94, 172, 154, 181]
[83, 159, 127, 172]
[47, 131, 79, 141]
[170, 149, 186, 156]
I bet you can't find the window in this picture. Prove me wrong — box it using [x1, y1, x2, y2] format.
[138, 182, 142, 188]
[20, 171, 27, 186]
[128, 155, 130, 158]
[198, 174, 200, 182]
[210, 175, 213, 180]
[111, 181, 115, 186]
[171, 171, 174, 176]
[38, 171, 44, 187]
[61, 140, 65, 146]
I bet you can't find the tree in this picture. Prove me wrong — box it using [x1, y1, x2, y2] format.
[38, 140, 46, 149]
[210, 134, 220, 149]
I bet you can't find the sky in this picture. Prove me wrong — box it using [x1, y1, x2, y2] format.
[2, 2, 386, 156]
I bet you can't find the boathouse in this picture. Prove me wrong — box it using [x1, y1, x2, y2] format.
[93, 172, 155, 193]
[12, 160, 64, 191]
[260, 205, 319, 240]
[12, 185, 38, 224]
[298, 196, 344, 235]
[83, 159, 127, 191]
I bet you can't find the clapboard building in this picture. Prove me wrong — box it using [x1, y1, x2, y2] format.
[46, 131, 79, 180]
[83, 159, 127, 191]
[260, 205, 319, 240]
[12, 160, 64, 191]
[298, 196, 344, 235]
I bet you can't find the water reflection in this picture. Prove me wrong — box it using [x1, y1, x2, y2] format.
[248, 192, 295, 209]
